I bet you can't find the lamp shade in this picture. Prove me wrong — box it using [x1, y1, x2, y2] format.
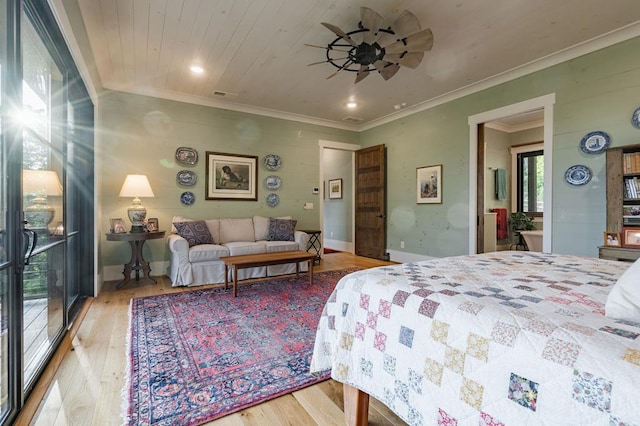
[23, 170, 63, 196]
[119, 175, 155, 198]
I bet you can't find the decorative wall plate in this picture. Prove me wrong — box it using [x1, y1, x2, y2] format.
[580, 131, 610, 154]
[180, 191, 196, 205]
[266, 193, 279, 207]
[176, 170, 197, 186]
[632, 107, 640, 129]
[265, 175, 282, 190]
[564, 165, 592, 186]
[263, 154, 282, 171]
[175, 147, 198, 165]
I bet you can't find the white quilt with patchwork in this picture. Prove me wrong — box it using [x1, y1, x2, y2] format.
[310, 252, 639, 425]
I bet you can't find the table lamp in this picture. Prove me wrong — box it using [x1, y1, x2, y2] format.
[23, 169, 63, 228]
[119, 174, 155, 233]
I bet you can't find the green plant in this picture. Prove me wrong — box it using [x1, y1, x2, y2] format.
[509, 212, 535, 231]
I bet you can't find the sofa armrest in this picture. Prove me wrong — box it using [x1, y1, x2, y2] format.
[295, 230, 310, 252]
[167, 234, 190, 262]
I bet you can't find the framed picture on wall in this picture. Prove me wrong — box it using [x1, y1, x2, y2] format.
[205, 152, 258, 201]
[417, 164, 442, 204]
[328, 178, 342, 199]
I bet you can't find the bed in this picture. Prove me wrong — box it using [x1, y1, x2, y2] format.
[310, 251, 640, 425]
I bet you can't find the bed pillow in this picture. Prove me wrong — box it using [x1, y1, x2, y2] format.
[174, 220, 214, 247]
[605, 258, 640, 321]
[267, 218, 297, 241]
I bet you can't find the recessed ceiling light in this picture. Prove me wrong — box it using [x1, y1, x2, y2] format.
[346, 102, 357, 109]
[190, 65, 204, 74]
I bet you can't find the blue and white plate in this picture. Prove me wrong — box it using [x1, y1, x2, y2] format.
[580, 131, 610, 154]
[266, 193, 279, 207]
[632, 107, 640, 129]
[264, 154, 282, 171]
[176, 170, 197, 186]
[564, 165, 592, 186]
[180, 191, 196, 205]
[265, 175, 282, 190]
[175, 147, 198, 165]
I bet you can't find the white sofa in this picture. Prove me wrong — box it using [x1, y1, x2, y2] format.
[167, 215, 310, 287]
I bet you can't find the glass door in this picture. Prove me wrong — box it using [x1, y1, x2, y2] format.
[20, 9, 65, 387]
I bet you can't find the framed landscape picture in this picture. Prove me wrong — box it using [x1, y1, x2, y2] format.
[205, 152, 258, 200]
[417, 164, 442, 204]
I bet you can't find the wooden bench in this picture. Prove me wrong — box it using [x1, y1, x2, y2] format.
[220, 250, 316, 297]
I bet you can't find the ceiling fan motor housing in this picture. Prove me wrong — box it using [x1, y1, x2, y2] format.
[353, 42, 384, 65]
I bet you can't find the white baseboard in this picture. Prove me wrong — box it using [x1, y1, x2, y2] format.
[387, 249, 436, 264]
[323, 238, 353, 253]
[102, 260, 170, 283]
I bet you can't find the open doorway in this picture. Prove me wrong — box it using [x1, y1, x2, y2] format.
[468, 94, 556, 254]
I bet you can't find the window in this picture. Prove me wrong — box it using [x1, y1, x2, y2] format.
[511, 143, 544, 215]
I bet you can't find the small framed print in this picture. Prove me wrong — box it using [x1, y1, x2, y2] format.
[110, 218, 126, 234]
[328, 178, 343, 199]
[603, 231, 621, 247]
[623, 227, 640, 248]
[417, 164, 442, 204]
[146, 218, 159, 232]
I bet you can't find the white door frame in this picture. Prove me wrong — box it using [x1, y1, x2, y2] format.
[319, 140, 360, 253]
[467, 93, 556, 254]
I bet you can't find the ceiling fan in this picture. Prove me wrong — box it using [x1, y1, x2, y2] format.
[307, 7, 434, 83]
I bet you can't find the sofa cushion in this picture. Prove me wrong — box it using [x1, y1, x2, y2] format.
[204, 219, 221, 244]
[223, 241, 266, 256]
[174, 221, 214, 247]
[254, 215, 292, 241]
[219, 218, 255, 243]
[265, 241, 299, 252]
[188, 244, 229, 263]
[267, 218, 297, 241]
[171, 215, 192, 233]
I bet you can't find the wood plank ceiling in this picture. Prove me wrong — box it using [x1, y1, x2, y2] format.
[74, 0, 640, 128]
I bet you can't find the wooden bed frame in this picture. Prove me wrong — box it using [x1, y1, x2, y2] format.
[343, 384, 370, 426]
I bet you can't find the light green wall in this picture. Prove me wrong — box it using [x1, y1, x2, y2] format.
[485, 128, 511, 213]
[323, 149, 352, 242]
[360, 36, 640, 258]
[98, 91, 358, 266]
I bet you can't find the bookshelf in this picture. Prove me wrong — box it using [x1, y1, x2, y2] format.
[604, 144, 640, 261]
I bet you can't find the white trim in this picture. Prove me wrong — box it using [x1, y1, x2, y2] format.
[323, 238, 353, 253]
[485, 119, 545, 133]
[102, 261, 169, 283]
[510, 143, 544, 212]
[387, 249, 436, 264]
[318, 140, 360, 255]
[468, 94, 555, 254]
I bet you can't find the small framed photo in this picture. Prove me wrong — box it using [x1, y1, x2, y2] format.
[110, 218, 126, 234]
[146, 218, 159, 232]
[417, 164, 442, 204]
[622, 227, 640, 248]
[328, 178, 343, 199]
[603, 231, 621, 247]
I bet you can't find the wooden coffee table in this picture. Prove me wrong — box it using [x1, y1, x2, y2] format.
[220, 250, 316, 297]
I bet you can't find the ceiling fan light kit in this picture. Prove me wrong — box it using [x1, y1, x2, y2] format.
[309, 7, 434, 83]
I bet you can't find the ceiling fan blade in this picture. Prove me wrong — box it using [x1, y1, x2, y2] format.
[326, 60, 353, 79]
[355, 65, 370, 83]
[360, 7, 383, 44]
[384, 28, 433, 54]
[392, 10, 421, 39]
[383, 52, 425, 68]
[307, 57, 348, 66]
[304, 43, 351, 53]
[321, 22, 358, 47]
[379, 63, 400, 80]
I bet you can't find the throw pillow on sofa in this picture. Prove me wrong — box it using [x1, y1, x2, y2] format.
[267, 218, 297, 241]
[174, 220, 213, 247]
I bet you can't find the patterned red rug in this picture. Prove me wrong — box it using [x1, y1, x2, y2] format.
[124, 268, 359, 425]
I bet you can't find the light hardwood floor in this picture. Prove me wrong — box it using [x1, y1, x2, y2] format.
[26, 252, 407, 425]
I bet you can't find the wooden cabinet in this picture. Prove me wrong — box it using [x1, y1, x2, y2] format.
[605, 144, 640, 260]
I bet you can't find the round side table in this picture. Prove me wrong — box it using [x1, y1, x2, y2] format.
[106, 231, 165, 288]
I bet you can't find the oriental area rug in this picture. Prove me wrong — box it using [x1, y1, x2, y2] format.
[123, 268, 360, 426]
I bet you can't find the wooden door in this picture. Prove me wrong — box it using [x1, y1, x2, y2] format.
[476, 123, 486, 254]
[355, 145, 387, 259]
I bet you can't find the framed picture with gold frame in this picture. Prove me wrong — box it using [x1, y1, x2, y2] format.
[603, 231, 621, 247]
[622, 227, 640, 248]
